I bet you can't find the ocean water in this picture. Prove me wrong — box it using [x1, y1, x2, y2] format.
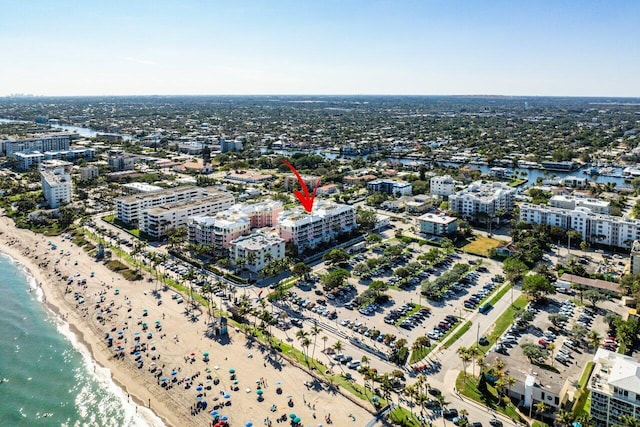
[0, 252, 163, 427]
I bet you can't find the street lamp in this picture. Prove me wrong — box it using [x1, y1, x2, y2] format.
[476, 323, 480, 347]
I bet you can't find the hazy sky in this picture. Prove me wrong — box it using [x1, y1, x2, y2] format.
[1, 0, 639, 97]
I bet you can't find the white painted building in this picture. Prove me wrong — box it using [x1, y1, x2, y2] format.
[277, 201, 357, 251]
[588, 348, 640, 427]
[519, 203, 640, 249]
[229, 232, 285, 273]
[3, 134, 70, 156]
[448, 181, 516, 220]
[188, 214, 250, 249]
[367, 179, 412, 196]
[430, 175, 456, 197]
[40, 160, 72, 209]
[115, 186, 227, 226]
[549, 195, 610, 214]
[631, 241, 640, 275]
[139, 192, 234, 238]
[79, 165, 99, 181]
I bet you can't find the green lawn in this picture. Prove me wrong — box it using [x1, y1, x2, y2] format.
[477, 295, 528, 352]
[462, 236, 506, 257]
[456, 371, 525, 423]
[387, 406, 422, 427]
[442, 320, 472, 349]
[486, 283, 512, 306]
[409, 344, 433, 364]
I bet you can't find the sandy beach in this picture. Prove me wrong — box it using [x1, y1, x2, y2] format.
[0, 215, 373, 427]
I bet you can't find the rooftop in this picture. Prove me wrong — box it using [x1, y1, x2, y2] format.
[231, 232, 284, 251]
[590, 348, 640, 394]
[417, 213, 457, 224]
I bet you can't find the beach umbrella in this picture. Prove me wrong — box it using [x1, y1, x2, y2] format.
[256, 389, 263, 395]
[228, 368, 235, 374]
[210, 410, 219, 416]
[246, 388, 251, 393]
[134, 351, 141, 356]
[293, 417, 301, 423]
[214, 365, 220, 370]
[134, 331, 140, 336]
[245, 422, 253, 427]
[289, 413, 296, 419]
[233, 380, 238, 385]
[275, 381, 281, 385]
[203, 352, 209, 357]
[221, 415, 228, 421]
[155, 320, 161, 324]
[223, 393, 231, 399]
[161, 377, 168, 382]
[171, 370, 178, 376]
[196, 385, 203, 391]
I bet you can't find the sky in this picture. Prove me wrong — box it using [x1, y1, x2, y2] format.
[1, 0, 639, 97]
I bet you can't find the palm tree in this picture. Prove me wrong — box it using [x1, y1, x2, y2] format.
[586, 330, 601, 352]
[468, 346, 481, 377]
[296, 329, 310, 362]
[534, 401, 548, 419]
[321, 335, 328, 352]
[554, 409, 574, 427]
[310, 324, 321, 361]
[333, 340, 343, 353]
[457, 347, 472, 379]
[615, 415, 640, 427]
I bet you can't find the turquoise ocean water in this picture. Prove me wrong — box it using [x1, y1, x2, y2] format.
[0, 252, 163, 427]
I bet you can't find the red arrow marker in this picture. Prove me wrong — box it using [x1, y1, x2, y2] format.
[280, 159, 321, 213]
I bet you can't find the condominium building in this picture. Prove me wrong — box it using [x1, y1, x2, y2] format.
[367, 179, 412, 196]
[139, 192, 235, 238]
[283, 173, 320, 191]
[188, 214, 250, 249]
[79, 165, 99, 181]
[430, 175, 456, 197]
[277, 201, 357, 251]
[40, 160, 72, 209]
[108, 154, 136, 171]
[417, 213, 457, 236]
[14, 147, 95, 170]
[519, 203, 640, 249]
[549, 195, 610, 215]
[448, 181, 516, 220]
[115, 186, 223, 226]
[229, 232, 285, 273]
[588, 348, 640, 427]
[630, 241, 640, 275]
[3, 134, 70, 156]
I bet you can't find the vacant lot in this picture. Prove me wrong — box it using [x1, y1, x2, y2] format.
[462, 236, 506, 257]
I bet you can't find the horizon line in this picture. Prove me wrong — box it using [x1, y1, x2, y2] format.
[3, 93, 640, 99]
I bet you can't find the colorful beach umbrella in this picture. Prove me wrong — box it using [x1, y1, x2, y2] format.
[228, 368, 235, 373]
[221, 416, 228, 421]
[245, 422, 253, 427]
[293, 417, 301, 423]
[289, 413, 296, 419]
[196, 386, 203, 391]
[256, 389, 263, 395]
[203, 352, 209, 357]
[223, 393, 231, 399]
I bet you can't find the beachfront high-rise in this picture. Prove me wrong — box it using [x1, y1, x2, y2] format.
[39, 160, 72, 209]
[588, 348, 640, 427]
[229, 232, 285, 273]
[187, 201, 283, 249]
[115, 186, 226, 227]
[277, 200, 357, 251]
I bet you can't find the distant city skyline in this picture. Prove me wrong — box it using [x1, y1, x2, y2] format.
[1, 0, 639, 97]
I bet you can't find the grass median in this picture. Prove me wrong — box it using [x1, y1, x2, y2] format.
[477, 294, 528, 352]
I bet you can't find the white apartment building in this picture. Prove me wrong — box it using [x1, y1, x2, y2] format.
[14, 147, 95, 170]
[40, 160, 72, 209]
[139, 192, 234, 238]
[4, 134, 70, 156]
[188, 214, 250, 249]
[448, 181, 516, 220]
[187, 200, 283, 248]
[631, 241, 640, 275]
[79, 165, 99, 181]
[277, 201, 357, 251]
[588, 348, 640, 427]
[367, 179, 413, 196]
[519, 203, 640, 249]
[116, 186, 213, 226]
[549, 195, 610, 214]
[430, 175, 456, 197]
[229, 232, 285, 273]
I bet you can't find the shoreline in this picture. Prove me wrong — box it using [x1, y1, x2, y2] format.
[0, 217, 374, 427]
[0, 242, 171, 426]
